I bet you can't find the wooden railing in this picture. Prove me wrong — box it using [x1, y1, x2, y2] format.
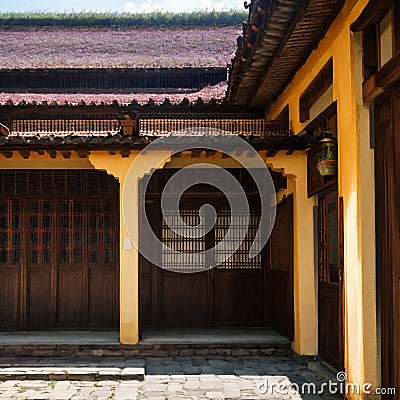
[138, 118, 289, 137]
[7, 117, 289, 138]
[11, 119, 121, 135]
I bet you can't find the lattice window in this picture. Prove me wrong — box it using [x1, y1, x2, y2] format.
[27, 199, 52, 265]
[161, 208, 261, 271]
[0, 199, 22, 266]
[58, 199, 84, 265]
[162, 209, 206, 271]
[88, 199, 117, 265]
[215, 210, 262, 269]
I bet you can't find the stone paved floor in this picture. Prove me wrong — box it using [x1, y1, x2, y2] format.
[0, 356, 343, 399]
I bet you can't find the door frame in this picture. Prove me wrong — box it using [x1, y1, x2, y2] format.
[317, 186, 344, 371]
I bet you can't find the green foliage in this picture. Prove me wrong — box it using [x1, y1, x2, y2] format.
[0, 10, 247, 27]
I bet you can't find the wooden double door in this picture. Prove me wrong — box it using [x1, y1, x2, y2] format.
[375, 88, 400, 397]
[0, 170, 119, 330]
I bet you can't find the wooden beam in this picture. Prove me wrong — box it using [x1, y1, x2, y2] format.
[120, 150, 130, 158]
[76, 150, 89, 159]
[266, 149, 278, 157]
[191, 150, 202, 158]
[47, 150, 57, 159]
[235, 149, 244, 156]
[351, 0, 394, 31]
[36, 150, 45, 155]
[19, 150, 30, 159]
[1, 151, 13, 158]
[205, 150, 217, 158]
[172, 152, 182, 158]
[108, 150, 116, 155]
[60, 151, 71, 159]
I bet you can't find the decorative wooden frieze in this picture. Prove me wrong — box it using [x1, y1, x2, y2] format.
[10, 118, 120, 135]
[300, 58, 333, 123]
[138, 118, 289, 137]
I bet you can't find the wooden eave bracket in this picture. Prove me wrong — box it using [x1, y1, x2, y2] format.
[0, 123, 10, 137]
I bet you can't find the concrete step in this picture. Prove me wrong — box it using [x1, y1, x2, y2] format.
[0, 342, 290, 358]
[308, 361, 341, 383]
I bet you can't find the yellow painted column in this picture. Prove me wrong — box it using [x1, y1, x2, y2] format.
[266, 152, 317, 355]
[89, 151, 171, 344]
[334, 30, 379, 397]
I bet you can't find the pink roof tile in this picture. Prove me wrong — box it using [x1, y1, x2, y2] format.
[0, 26, 239, 69]
[0, 81, 228, 105]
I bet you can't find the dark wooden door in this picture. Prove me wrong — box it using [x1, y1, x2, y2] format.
[140, 198, 267, 327]
[318, 188, 344, 371]
[0, 199, 23, 330]
[57, 198, 86, 327]
[87, 198, 119, 328]
[269, 195, 294, 340]
[0, 170, 119, 330]
[375, 90, 400, 397]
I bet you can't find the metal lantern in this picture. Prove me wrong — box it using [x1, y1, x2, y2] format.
[317, 135, 337, 177]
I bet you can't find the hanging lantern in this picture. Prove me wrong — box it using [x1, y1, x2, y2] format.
[317, 135, 337, 176]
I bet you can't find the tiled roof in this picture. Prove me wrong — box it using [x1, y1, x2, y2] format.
[0, 82, 228, 106]
[0, 26, 239, 69]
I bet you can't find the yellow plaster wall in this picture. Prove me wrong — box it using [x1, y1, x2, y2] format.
[266, 0, 378, 396]
[89, 150, 172, 344]
[264, 151, 317, 355]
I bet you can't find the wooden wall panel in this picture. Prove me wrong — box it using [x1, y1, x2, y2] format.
[88, 267, 118, 328]
[0, 267, 20, 329]
[56, 267, 84, 327]
[26, 266, 52, 328]
[269, 195, 294, 340]
[161, 272, 210, 326]
[214, 270, 265, 326]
